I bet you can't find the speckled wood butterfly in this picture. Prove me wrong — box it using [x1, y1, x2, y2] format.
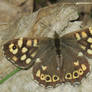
[3, 27, 92, 88]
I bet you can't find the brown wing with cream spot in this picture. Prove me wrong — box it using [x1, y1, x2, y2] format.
[60, 42, 89, 83]
[3, 37, 52, 69]
[60, 27, 91, 83]
[62, 27, 92, 58]
[33, 46, 64, 88]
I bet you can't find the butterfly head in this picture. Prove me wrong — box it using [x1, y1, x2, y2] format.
[54, 31, 59, 39]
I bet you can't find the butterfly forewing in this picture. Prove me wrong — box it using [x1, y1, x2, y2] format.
[3, 37, 54, 69]
[62, 27, 92, 58]
[3, 38, 40, 69]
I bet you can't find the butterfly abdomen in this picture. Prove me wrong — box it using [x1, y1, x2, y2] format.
[54, 32, 61, 56]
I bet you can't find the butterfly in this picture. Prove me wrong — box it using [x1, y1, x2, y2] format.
[3, 27, 92, 88]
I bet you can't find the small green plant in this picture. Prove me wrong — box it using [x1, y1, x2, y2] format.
[0, 68, 21, 84]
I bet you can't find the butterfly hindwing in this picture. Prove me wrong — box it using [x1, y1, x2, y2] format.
[60, 41, 89, 83]
[33, 45, 64, 87]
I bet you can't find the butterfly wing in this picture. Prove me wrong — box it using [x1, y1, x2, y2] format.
[33, 45, 64, 87]
[60, 27, 91, 83]
[60, 42, 89, 83]
[3, 37, 52, 69]
[62, 27, 92, 58]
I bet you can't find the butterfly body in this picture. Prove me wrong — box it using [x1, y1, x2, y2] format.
[3, 27, 92, 87]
